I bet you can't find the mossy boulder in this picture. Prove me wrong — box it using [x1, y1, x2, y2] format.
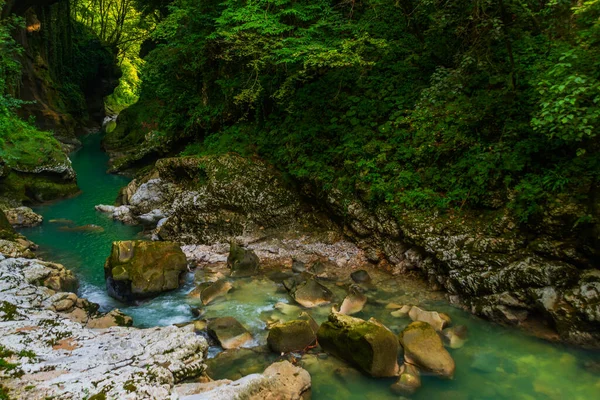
[390, 363, 421, 396]
[317, 312, 399, 377]
[399, 321, 455, 379]
[267, 312, 319, 353]
[227, 242, 260, 277]
[104, 240, 187, 301]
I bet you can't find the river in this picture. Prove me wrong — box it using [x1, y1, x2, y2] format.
[18, 132, 600, 399]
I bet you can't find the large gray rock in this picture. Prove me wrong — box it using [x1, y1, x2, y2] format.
[285, 275, 333, 308]
[0, 254, 208, 400]
[179, 361, 311, 400]
[317, 312, 399, 377]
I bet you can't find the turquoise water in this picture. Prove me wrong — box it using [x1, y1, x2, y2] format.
[17, 132, 600, 399]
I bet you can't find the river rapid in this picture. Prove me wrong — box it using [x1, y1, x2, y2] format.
[18, 132, 600, 400]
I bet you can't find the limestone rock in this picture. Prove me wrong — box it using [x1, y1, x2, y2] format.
[0, 255, 208, 399]
[442, 325, 468, 349]
[399, 321, 455, 378]
[267, 312, 319, 353]
[4, 207, 43, 228]
[227, 242, 260, 277]
[180, 361, 311, 400]
[339, 284, 367, 315]
[317, 312, 399, 377]
[207, 317, 253, 349]
[408, 306, 451, 331]
[104, 240, 188, 301]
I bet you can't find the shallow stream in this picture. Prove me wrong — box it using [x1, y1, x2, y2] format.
[18, 132, 600, 399]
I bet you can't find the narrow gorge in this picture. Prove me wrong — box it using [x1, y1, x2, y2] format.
[1, 1, 599, 399]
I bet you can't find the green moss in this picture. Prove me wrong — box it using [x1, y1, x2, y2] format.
[0, 301, 20, 321]
[0, 171, 78, 204]
[0, 114, 67, 172]
[88, 392, 107, 400]
[123, 381, 137, 393]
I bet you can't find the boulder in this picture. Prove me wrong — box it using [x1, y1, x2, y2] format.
[339, 284, 367, 315]
[104, 240, 188, 301]
[292, 260, 306, 273]
[200, 279, 233, 305]
[390, 363, 421, 396]
[227, 242, 260, 277]
[408, 306, 451, 331]
[208, 317, 253, 349]
[0, 209, 16, 238]
[288, 277, 333, 308]
[267, 312, 319, 353]
[4, 207, 43, 228]
[399, 321, 455, 378]
[317, 312, 399, 377]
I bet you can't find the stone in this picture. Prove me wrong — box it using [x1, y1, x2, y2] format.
[292, 260, 306, 273]
[408, 306, 451, 331]
[399, 321, 455, 378]
[350, 269, 371, 283]
[4, 207, 43, 228]
[288, 277, 334, 308]
[267, 312, 319, 353]
[339, 284, 367, 315]
[442, 325, 468, 349]
[317, 312, 399, 377]
[391, 305, 412, 318]
[180, 361, 311, 400]
[104, 240, 188, 301]
[200, 279, 233, 305]
[207, 317, 253, 349]
[274, 302, 302, 316]
[390, 363, 421, 396]
[227, 242, 260, 277]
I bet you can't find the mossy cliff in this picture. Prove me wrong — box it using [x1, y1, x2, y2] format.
[0, 0, 120, 205]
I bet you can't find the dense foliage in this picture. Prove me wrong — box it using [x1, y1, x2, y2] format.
[118, 0, 600, 222]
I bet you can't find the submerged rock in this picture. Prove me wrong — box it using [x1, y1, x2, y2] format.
[442, 325, 468, 349]
[207, 317, 253, 349]
[58, 224, 105, 233]
[200, 279, 233, 305]
[104, 240, 188, 301]
[4, 207, 43, 228]
[227, 242, 260, 277]
[399, 321, 455, 379]
[391, 363, 422, 396]
[317, 312, 399, 377]
[339, 284, 367, 315]
[287, 276, 334, 308]
[351, 269, 371, 283]
[267, 312, 319, 353]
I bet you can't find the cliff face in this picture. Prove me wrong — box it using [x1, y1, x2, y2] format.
[5, 0, 120, 150]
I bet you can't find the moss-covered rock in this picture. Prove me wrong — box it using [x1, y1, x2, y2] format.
[267, 312, 318, 353]
[399, 321, 455, 379]
[104, 240, 187, 301]
[227, 242, 260, 278]
[287, 277, 333, 308]
[317, 312, 399, 377]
